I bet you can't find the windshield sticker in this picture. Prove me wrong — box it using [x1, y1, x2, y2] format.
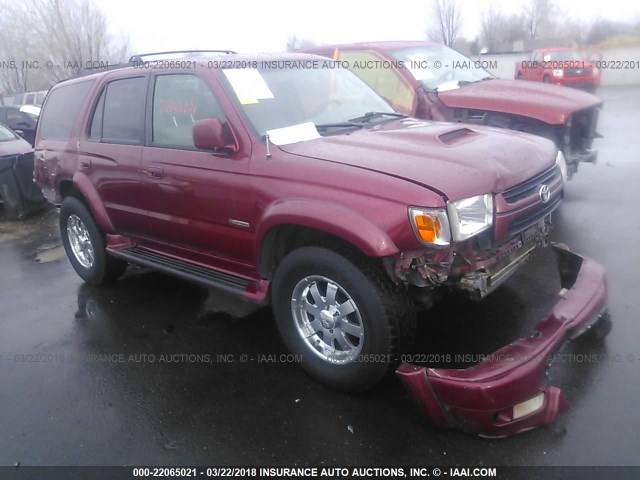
[406, 53, 434, 80]
[266, 122, 321, 146]
[436, 80, 460, 91]
[223, 68, 274, 105]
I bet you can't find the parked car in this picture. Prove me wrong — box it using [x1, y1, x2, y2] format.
[0, 90, 48, 107]
[305, 41, 601, 179]
[515, 48, 600, 92]
[0, 105, 39, 145]
[0, 123, 46, 219]
[34, 52, 609, 436]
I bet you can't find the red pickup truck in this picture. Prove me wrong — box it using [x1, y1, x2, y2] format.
[34, 51, 609, 437]
[515, 48, 600, 92]
[305, 41, 602, 179]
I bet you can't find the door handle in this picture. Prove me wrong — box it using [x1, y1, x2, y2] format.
[147, 166, 164, 179]
[80, 159, 92, 168]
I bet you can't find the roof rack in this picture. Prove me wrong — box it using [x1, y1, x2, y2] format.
[128, 49, 237, 62]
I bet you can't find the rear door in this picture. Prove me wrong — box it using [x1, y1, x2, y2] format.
[78, 75, 147, 233]
[139, 71, 252, 269]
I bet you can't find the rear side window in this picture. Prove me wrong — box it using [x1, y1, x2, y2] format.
[101, 77, 146, 143]
[39, 81, 93, 140]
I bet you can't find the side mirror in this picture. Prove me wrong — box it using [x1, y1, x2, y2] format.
[14, 129, 25, 137]
[193, 118, 237, 153]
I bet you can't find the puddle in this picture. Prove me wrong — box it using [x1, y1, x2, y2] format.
[35, 245, 66, 263]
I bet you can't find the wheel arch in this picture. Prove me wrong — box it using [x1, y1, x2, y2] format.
[256, 200, 399, 279]
[61, 172, 116, 234]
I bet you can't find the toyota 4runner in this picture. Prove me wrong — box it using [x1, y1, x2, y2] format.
[34, 51, 609, 437]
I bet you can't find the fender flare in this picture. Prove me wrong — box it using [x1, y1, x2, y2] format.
[72, 171, 116, 233]
[255, 199, 399, 262]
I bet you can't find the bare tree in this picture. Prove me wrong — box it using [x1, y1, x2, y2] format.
[427, 0, 463, 47]
[480, 5, 524, 53]
[286, 35, 317, 52]
[521, 0, 554, 42]
[480, 6, 504, 53]
[0, 0, 129, 94]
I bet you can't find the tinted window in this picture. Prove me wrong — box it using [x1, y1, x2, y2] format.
[152, 74, 226, 148]
[39, 81, 93, 140]
[102, 77, 146, 143]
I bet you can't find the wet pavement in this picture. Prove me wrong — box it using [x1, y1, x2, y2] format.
[0, 86, 639, 467]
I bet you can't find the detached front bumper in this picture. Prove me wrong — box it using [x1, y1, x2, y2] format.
[396, 245, 609, 437]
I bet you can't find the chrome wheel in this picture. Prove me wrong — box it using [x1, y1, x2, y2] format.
[291, 275, 364, 364]
[66, 214, 95, 269]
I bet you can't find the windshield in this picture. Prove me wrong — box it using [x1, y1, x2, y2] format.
[542, 50, 582, 62]
[0, 123, 17, 141]
[391, 45, 491, 91]
[222, 65, 395, 137]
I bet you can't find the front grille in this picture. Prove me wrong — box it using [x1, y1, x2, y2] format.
[502, 166, 562, 204]
[565, 68, 593, 77]
[507, 194, 561, 236]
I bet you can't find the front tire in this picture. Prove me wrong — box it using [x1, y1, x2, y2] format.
[60, 196, 127, 286]
[272, 246, 415, 392]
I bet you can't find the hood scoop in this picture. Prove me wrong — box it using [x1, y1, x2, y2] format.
[438, 127, 476, 145]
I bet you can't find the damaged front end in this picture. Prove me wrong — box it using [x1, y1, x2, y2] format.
[396, 245, 610, 437]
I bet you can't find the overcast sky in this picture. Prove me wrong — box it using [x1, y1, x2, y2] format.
[94, 0, 640, 54]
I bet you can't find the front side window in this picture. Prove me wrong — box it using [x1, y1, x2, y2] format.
[152, 74, 227, 148]
[223, 66, 394, 138]
[39, 80, 93, 140]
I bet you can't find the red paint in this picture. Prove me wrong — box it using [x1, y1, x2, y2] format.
[397, 246, 607, 437]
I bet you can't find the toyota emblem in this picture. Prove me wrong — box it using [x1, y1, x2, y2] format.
[539, 184, 551, 203]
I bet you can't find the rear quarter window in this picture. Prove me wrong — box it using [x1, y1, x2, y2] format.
[39, 80, 94, 140]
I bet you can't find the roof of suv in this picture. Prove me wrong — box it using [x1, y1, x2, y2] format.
[304, 40, 438, 51]
[58, 52, 329, 86]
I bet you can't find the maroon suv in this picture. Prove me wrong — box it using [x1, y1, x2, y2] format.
[34, 52, 609, 437]
[306, 41, 602, 179]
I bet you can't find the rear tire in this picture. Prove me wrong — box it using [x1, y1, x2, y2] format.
[60, 196, 127, 286]
[272, 246, 415, 392]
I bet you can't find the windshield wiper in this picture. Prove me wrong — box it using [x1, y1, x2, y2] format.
[348, 111, 407, 123]
[314, 122, 363, 132]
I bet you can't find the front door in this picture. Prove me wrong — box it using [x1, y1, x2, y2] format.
[139, 72, 251, 269]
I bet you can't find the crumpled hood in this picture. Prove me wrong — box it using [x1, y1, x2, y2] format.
[438, 79, 601, 125]
[276, 119, 557, 201]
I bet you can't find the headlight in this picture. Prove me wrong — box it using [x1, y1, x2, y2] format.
[408, 207, 451, 246]
[446, 194, 493, 241]
[552, 69, 564, 78]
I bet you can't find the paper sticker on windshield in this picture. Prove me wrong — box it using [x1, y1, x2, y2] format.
[406, 53, 434, 80]
[266, 122, 320, 146]
[223, 68, 274, 105]
[436, 80, 460, 91]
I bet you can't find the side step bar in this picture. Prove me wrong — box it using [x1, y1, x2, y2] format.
[110, 246, 251, 295]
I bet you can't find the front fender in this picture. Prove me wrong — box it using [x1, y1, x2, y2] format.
[255, 199, 399, 260]
[72, 171, 116, 233]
